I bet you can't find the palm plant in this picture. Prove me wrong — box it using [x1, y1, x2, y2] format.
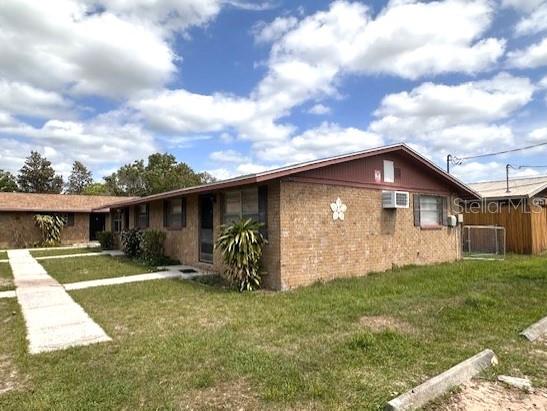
[33, 214, 65, 247]
[215, 218, 267, 291]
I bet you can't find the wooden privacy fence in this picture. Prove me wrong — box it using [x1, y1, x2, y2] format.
[464, 202, 547, 255]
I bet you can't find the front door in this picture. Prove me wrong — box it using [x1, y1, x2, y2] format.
[89, 213, 106, 241]
[199, 195, 214, 263]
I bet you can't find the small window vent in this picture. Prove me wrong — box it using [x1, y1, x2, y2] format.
[382, 191, 410, 209]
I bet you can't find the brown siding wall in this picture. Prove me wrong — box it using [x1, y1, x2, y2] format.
[278, 181, 461, 289]
[295, 152, 452, 195]
[0, 212, 92, 249]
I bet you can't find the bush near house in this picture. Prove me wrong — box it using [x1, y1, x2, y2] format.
[96, 231, 114, 250]
[140, 230, 167, 266]
[120, 228, 143, 258]
[215, 218, 267, 291]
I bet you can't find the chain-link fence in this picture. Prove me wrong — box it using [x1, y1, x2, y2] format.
[463, 225, 506, 260]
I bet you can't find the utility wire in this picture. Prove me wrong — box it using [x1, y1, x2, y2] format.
[453, 141, 547, 162]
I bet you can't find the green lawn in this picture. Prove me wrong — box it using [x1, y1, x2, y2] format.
[40, 255, 155, 284]
[0, 256, 545, 410]
[0, 251, 7, 260]
[0, 263, 13, 291]
[30, 247, 101, 258]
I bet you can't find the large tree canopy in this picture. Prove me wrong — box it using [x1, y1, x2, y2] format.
[66, 161, 93, 194]
[0, 170, 18, 192]
[103, 153, 215, 196]
[17, 151, 64, 194]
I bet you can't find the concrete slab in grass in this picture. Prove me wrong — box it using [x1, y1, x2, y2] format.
[0, 290, 16, 299]
[385, 349, 498, 411]
[520, 316, 547, 342]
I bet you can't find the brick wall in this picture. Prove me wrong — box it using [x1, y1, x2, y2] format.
[278, 181, 461, 289]
[0, 212, 92, 248]
[120, 180, 282, 283]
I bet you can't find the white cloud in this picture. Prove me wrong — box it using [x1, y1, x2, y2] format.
[0, 0, 181, 99]
[370, 73, 534, 155]
[0, 80, 73, 119]
[507, 37, 547, 68]
[88, 0, 222, 32]
[0, 112, 156, 174]
[253, 16, 298, 44]
[514, 3, 547, 35]
[529, 126, 547, 141]
[308, 104, 331, 115]
[502, 0, 545, 13]
[210, 149, 250, 163]
[135, 0, 505, 152]
[253, 122, 384, 164]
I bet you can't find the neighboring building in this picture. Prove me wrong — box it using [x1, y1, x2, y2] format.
[0, 193, 135, 249]
[104, 144, 477, 290]
[465, 176, 547, 254]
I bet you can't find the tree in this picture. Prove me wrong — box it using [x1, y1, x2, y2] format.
[66, 161, 93, 194]
[144, 153, 204, 195]
[82, 182, 110, 196]
[104, 160, 147, 196]
[0, 170, 18, 192]
[17, 151, 64, 193]
[102, 153, 213, 196]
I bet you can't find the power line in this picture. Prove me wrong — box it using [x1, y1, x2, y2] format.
[456, 141, 547, 161]
[446, 140, 547, 173]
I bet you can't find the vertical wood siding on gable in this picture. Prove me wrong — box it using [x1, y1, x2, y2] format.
[293, 152, 452, 194]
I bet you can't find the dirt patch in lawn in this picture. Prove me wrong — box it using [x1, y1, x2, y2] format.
[0, 355, 23, 395]
[359, 315, 414, 333]
[179, 379, 259, 410]
[441, 381, 547, 410]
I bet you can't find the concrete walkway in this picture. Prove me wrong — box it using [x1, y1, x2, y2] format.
[64, 270, 202, 291]
[35, 250, 123, 261]
[7, 250, 111, 354]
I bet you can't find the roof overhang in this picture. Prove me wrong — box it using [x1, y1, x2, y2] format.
[98, 144, 479, 210]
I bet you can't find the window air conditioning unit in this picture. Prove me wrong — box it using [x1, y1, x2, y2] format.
[382, 191, 409, 209]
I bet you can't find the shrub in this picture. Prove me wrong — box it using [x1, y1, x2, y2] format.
[215, 218, 267, 292]
[96, 231, 114, 250]
[33, 214, 65, 247]
[120, 228, 142, 258]
[140, 230, 167, 266]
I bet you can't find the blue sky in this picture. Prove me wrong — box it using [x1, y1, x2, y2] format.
[0, 0, 546, 183]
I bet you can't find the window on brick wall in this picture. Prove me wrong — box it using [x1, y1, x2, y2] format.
[413, 194, 448, 228]
[58, 213, 75, 227]
[164, 198, 186, 229]
[223, 186, 268, 237]
[135, 204, 149, 229]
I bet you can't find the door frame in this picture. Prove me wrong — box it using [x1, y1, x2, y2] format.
[198, 194, 215, 264]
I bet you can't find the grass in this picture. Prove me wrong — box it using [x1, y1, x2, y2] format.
[0, 262, 13, 291]
[40, 255, 156, 284]
[30, 247, 101, 258]
[0, 256, 545, 409]
[0, 251, 7, 260]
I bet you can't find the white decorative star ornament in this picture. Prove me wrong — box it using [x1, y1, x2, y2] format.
[330, 197, 347, 221]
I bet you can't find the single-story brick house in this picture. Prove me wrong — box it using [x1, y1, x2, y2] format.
[0, 193, 135, 249]
[104, 144, 478, 290]
[464, 176, 547, 254]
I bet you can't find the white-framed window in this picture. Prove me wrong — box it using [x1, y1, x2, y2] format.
[383, 160, 395, 183]
[416, 195, 446, 227]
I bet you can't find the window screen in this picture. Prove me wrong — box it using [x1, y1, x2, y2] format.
[419, 196, 442, 226]
[136, 204, 149, 228]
